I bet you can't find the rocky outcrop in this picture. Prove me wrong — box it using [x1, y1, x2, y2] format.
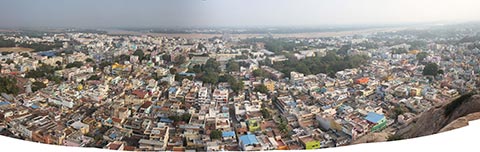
[439, 112, 480, 133]
[396, 92, 480, 139]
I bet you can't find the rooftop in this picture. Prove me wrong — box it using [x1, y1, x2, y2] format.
[365, 112, 385, 124]
[222, 131, 236, 137]
[239, 134, 259, 145]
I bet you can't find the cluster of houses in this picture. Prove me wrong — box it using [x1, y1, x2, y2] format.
[0, 29, 479, 151]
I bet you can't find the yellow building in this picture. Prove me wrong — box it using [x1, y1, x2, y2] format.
[112, 63, 128, 70]
[383, 75, 394, 81]
[265, 81, 275, 92]
[409, 50, 420, 54]
[77, 84, 83, 91]
[409, 87, 421, 96]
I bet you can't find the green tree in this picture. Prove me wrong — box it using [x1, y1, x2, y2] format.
[25, 64, 56, 78]
[144, 54, 151, 60]
[278, 118, 289, 134]
[181, 113, 191, 122]
[0, 76, 20, 95]
[162, 54, 171, 62]
[197, 43, 206, 50]
[226, 60, 240, 72]
[20, 53, 30, 58]
[174, 55, 187, 65]
[254, 84, 269, 94]
[231, 80, 244, 94]
[337, 44, 351, 55]
[222, 74, 244, 93]
[261, 108, 271, 119]
[46, 75, 62, 84]
[169, 68, 177, 74]
[199, 58, 221, 84]
[416, 52, 428, 62]
[66, 61, 84, 68]
[168, 115, 180, 122]
[0, 37, 16, 47]
[99, 61, 111, 70]
[31, 81, 47, 92]
[117, 54, 130, 62]
[271, 52, 369, 78]
[423, 63, 439, 76]
[86, 58, 94, 63]
[210, 130, 222, 140]
[263, 38, 297, 53]
[235, 54, 249, 60]
[18, 41, 63, 52]
[175, 73, 194, 81]
[190, 64, 202, 73]
[133, 49, 145, 60]
[437, 69, 444, 75]
[201, 72, 219, 84]
[88, 75, 101, 81]
[296, 62, 311, 75]
[252, 69, 268, 77]
[6, 59, 14, 65]
[392, 105, 408, 119]
[204, 58, 220, 73]
[391, 48, 408, 54]
[55, 61, 62, 67]
[159, 81, 169, 88]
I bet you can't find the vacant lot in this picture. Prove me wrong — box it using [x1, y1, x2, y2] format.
[0, 47, 34, 53]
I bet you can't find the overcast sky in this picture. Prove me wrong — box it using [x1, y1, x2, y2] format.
[1, 0, 480, 28]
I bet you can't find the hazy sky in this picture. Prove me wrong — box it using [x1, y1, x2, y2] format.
[1, 0, 480, 28]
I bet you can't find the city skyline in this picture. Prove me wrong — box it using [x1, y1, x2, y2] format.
[1, 1, 480, 151]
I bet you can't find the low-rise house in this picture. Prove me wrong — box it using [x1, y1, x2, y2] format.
[213, 88, 228, 103]
[239, 134, 263, 151]
[70, 121, 90, 135]
[298, 134, 321, 150]
[63, 130, 93, 147]
[222, 131, 236, 142]
[139, 139, 166, 151]
[364, 112, 387, 132]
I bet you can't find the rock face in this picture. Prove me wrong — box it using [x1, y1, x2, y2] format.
[396, 93, 480, 139]
[439, 112, 480, 133]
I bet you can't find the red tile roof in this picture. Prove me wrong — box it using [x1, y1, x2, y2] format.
[123, 145, 135, 151]
[112, 117, 122, 123]
[140, 101, 153, 109]
[107, 143, 122, 150]
[132, 90, 148, 99]
[172, 147, 185, 152]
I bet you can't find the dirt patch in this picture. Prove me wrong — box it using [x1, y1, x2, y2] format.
[352, 127, 393, 144]
[0, 47, 34, 52]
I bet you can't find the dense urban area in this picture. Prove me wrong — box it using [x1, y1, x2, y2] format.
[0, 24, 479, 151]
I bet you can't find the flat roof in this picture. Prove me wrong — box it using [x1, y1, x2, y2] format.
[222, 131, 236, 137]
[365, 112, 385, 123]
[239, 134, 259, 145]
